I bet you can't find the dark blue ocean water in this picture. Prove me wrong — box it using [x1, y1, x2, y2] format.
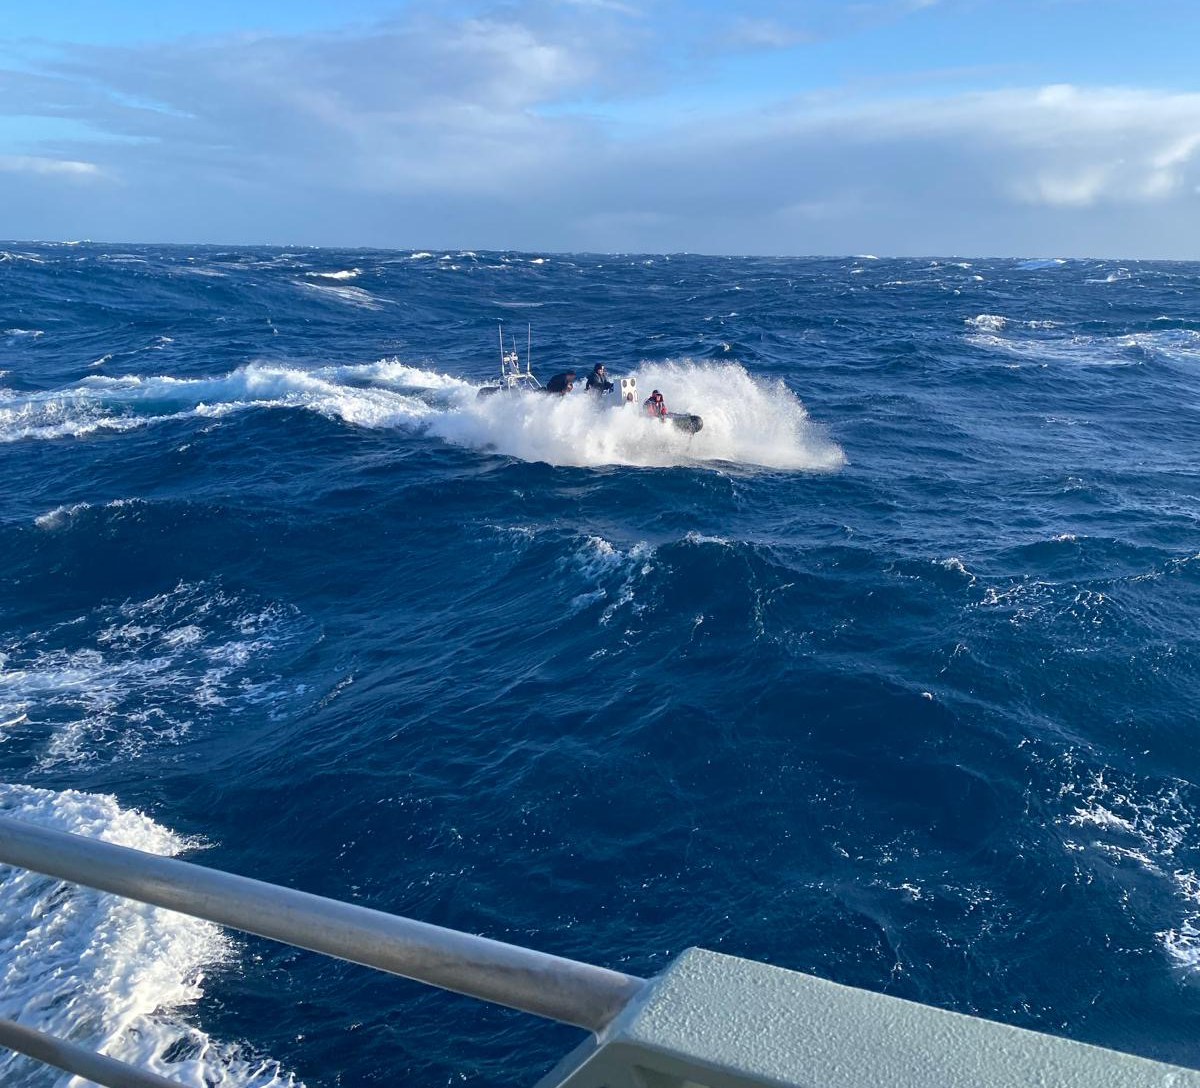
[2, 243, 1200, 1085]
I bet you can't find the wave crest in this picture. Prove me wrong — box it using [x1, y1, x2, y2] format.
[2, 359, 843, 471]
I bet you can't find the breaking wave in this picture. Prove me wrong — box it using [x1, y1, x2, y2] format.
[294, 280, 386, 309]
[0, 359, 844, 471]
[303, 268, 361, 281]
[965, 326, 1200, 367]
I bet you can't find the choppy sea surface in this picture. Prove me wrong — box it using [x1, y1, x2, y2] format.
[2, 243, 1199, 1085]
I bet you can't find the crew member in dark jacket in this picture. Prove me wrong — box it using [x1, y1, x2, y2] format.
[585, 363, 614, 394]
[545, 370, 576, 395]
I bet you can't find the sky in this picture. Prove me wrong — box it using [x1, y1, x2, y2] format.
[2, 0, 1200, 257]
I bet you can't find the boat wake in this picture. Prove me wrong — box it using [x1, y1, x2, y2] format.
[0, 784, 297, 1087]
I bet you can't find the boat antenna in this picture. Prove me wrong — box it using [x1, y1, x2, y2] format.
[497, 322, 504, 380]
[527, 324, 532, 376]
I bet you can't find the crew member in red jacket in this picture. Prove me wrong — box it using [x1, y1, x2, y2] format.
[644, 390, 667, 419]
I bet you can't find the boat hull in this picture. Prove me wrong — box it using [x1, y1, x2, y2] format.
[668, 413, 703, 434]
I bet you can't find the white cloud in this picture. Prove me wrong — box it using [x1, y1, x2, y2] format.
[0, 154, 99, 177]
[725, 17, 814, 50]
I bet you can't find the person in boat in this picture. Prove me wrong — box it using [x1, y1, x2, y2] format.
[545, 369, 576, 395]
[644, 390, 667, 419]
[584, 363, 614, 395]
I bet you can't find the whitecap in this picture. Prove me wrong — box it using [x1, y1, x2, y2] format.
[295, 280, 387, 310]
[35, 497, 142, 530]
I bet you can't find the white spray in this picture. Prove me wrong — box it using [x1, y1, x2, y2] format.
[1, 358, 844, 471]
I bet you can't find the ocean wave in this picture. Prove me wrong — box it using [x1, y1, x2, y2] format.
[0, 359, 843, 471]
[294, 280, 387, 309]
[34, 496, 144, 529]
[562, 535, 654, 619]
[0, 581, 312, 768]
[967, 326, 1200, 368]
[965, 314, 1062, 332]
[0, 783, 297, 1087]
[1057, 766, 1200, 975]
[304, 268, 361, 281]
[0, 362, 443, 443]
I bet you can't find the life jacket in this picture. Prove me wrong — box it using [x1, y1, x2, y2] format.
[644, 395, 666, 417]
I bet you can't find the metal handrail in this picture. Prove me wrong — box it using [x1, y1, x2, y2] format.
[0, 817, 645, 1033]
[0, 1017, 186, 1088]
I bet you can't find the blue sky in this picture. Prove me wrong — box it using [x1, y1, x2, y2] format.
[3, 0, 1200, 256]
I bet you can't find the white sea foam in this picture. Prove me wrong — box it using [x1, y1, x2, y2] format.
[562, 536, 654, 621]
[967, 332, 1127, 367]
[0, 582, 307, 767]
[937, 556, 976, 582]
[175, 265, 228, 279]
[0, 363, 441, 443]
[1017, 258, 1068, 270]
[966, 315, 1062, 334]
[0, 783, 297, 1086]
[968, 327, 1200, 368]
[35, 496, 143, 529]
[0, 359, 843, 471]
[1057, 767, 1200, 973]
[295, 280, 386, 309]
[3, 327, 44, 337]
[304, 268, 361, 281]
[966, 314, 1007, 331]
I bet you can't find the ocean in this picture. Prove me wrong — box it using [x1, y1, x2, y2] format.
[2, 243, 1199, 1085]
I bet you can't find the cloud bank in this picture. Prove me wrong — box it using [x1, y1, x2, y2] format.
[3, 3, 1199, 257]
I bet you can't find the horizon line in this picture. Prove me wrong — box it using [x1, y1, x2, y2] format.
[2, 238, 1194, 264]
